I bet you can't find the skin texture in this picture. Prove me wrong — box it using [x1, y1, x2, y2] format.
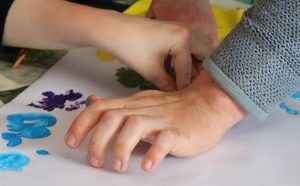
[65, 70, 246, 172]
[146, 0, 219, 50]
[3, 0, 212, 90]
[146, 0, 219, 75]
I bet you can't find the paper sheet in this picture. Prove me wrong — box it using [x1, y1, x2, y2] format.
[1, 47, 300, 186]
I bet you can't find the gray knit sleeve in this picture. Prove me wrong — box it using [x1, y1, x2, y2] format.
[203, 0, 300, 121]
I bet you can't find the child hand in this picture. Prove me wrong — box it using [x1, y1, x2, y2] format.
[65, 70, 246, 172]
[89, 12, 213, 90]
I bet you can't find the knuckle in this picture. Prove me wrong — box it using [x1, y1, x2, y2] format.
[102, 110, 123, 123]
[172, 26, 190, 43]
[88, 140, 100, 154]
[113, 142, 129, 157]
[164, 129, 177, 141]
[153, 143, 169, 155]
[126, 116, 144, 129]
[91, 100, 105, 111]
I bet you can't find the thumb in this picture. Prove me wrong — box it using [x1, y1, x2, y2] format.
[190, 31, 214, 60]
[171, 43, 193, 90]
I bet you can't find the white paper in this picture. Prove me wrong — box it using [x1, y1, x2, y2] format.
[1, 47, 300, 186]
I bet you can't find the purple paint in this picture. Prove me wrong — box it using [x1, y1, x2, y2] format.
[28, 90, 86, 112]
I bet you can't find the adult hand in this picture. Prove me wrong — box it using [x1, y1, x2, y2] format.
[147, 0, 219, 55]
[65, 70, 246, 172]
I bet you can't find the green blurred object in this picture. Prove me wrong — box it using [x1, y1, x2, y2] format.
[22, 49, 66, 68]
[116, 67, 158, 90]
[116, 65, 176, 90]
[236, 0, 255, 4]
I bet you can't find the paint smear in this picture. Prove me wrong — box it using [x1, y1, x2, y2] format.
[279, 102, 299, 115]
[28, 89, 86, 112]
[36, 150, 50, 156]
[292, 92, 300, 100]
[279, 92, 300, 115]
[1, 113, 57, 147]
[0, 152, 30, 171]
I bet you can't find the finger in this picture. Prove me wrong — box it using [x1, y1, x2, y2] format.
[145, 3, 155, 18]
[172, 42, 193, 89]
[132, 89, 163, 98]
[142, 130, 177, 172]
[190, 32, 214, 60]
[192, 56, 203, 79]
[86, 95, 101, 107]
[88, 109, 126, 168]
[111, 116, 152, 172]
[144, 64, 176, 91]
[65, 98, 127, 148]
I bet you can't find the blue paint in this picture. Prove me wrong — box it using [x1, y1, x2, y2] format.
[36, 150, 50, 156]
[1, 133, 22, 147]
[279, 92, 300, 115]
[286, 108, 299, 115]
[279, 102, 299, 115]
[292, 92, 300, 100]
[279, 102, 289, 110]
[1, 113, 57, 147]
[0, 152, 30, 171]
[28, 89, 85, 112]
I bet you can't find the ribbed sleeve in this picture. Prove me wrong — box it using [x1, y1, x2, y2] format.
[203, 0, 300, 121]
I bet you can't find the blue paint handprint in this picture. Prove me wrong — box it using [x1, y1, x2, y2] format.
[0, 152, 30, 171]
[1, 113, 57, 147]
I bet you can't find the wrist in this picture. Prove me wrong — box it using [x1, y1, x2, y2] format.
[189, 70, 247, 129]
[87, 10, 132, 55]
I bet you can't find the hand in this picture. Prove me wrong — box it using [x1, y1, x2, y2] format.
[65, 70, 246, 172]
[90, 12, 213, 90]
[147, 0, 219, 53]
[4, 0, 210, 90]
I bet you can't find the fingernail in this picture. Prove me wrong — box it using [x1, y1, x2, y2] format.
[66, 134, 76, 147]
[89, 156, 100, 167]
[113, 159, 122, 171]
[144, 160, 153, 171]
[85, 98, 91, 107]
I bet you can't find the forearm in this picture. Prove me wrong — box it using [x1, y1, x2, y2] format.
[203, 0, 300, 120]
[3, 0, 118, 50]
